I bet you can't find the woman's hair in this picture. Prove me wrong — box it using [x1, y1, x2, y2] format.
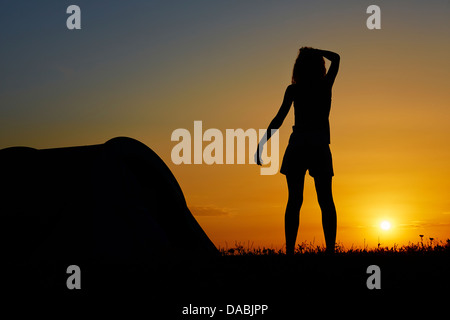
[291, 47, 326, 84]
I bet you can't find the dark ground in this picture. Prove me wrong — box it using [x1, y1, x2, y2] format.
[3, 250, 449, 317]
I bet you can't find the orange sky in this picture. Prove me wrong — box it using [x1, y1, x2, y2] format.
[1, 1, 449, 249]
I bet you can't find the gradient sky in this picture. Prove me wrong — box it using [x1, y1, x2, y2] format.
[1, 0, 449, 249]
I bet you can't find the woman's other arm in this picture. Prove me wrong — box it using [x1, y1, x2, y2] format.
[255, 85, 294, 165]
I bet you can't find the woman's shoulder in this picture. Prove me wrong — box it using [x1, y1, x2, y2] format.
[286, 83, 299, 93]
[285, 84, 298, 100]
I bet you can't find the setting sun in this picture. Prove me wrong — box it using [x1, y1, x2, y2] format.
[380, 221, 391, 231]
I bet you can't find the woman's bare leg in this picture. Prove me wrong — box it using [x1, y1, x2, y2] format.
[285, 174, 305, 255]
[314, 176, 337, 253]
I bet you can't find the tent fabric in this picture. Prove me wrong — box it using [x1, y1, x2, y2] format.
[0, 137, 218, 265]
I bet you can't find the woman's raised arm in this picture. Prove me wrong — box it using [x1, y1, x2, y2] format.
[317, 49, 340, 86]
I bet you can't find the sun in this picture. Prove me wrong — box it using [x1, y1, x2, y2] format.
[380, 220, 391, 231]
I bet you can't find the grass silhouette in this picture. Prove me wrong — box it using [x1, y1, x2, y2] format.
[220, 238, 450, 255]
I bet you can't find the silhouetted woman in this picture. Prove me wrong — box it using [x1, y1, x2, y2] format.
[256, 47, 340, 254]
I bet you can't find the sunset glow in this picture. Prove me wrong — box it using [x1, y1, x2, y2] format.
[1, 1, 449, 250]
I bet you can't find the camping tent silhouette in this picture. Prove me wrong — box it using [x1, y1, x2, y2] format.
[0, 137, 217, 266]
